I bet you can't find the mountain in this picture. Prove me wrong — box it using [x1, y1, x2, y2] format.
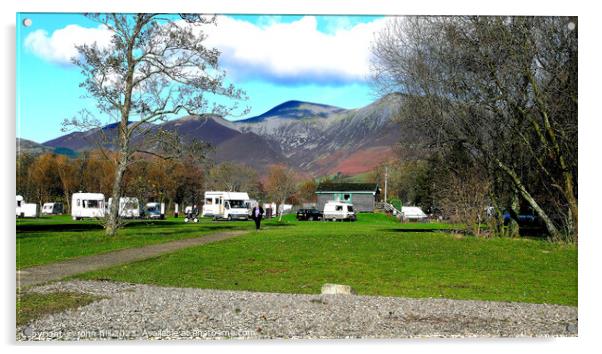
[16, 138, 78, 157]
[34, 94, 403, 176]
[238, 100, 346, 123]
[235, 93, 402, 175]
[17, 138, 53, 155]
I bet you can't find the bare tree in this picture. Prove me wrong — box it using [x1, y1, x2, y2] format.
[435, 169, 491, 237]
[265, 165, 298, 222]
[372, 16, 577, 242]
[66, 14, 247, 236]
[205, 162, 262, 197]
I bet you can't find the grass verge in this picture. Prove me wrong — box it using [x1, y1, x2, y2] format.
[17, 291, 103, 326]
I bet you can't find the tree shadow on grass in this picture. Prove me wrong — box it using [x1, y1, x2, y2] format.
[379, 227, 459, 233]
[262, 223, 296, 228]
[16, 220, 241, 236]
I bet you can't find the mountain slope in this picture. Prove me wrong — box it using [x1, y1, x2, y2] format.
[235, 93, 403, 175]
[33, 94, 403, 176]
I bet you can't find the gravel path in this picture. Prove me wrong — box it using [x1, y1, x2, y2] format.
[17, 280, 577, 340]
[17, 230, 248, 288]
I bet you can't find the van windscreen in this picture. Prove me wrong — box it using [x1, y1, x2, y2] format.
[229, 200, 246, 208]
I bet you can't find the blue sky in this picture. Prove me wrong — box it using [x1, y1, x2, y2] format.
[16, 13, 387, 143]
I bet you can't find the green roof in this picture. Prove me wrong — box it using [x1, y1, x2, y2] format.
[316, 183, 379, 192]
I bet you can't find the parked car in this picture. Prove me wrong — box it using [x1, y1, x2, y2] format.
[296, 208, 323, 221]
[323, 201, 356, 221]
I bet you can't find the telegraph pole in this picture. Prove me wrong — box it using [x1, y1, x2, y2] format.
[384, 166, 388, 204]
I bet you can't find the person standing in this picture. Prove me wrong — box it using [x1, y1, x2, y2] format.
[251, 205, 264, 230]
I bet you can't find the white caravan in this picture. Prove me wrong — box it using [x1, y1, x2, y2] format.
[42, 202, 64, 215]
[16, 195, 37, 218]
[202, 191, 250, 221]
[401, 206, 428, 221]
[323, 201, 356, 221]
[107, 197, 141, 218]
[71, 193, 105, 220]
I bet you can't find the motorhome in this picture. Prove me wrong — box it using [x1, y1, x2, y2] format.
[16, 195, 37, 218]
[107, 197, 141, 218]
[71, 193, 105, 220]
[42, 202, 64, 215]
[323, 201, 356, 221]
[202, 191, 250, 221]
[145, 202, 165, 219]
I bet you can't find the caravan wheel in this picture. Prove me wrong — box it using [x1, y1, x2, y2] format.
[227, 215, 232, 221]
[184, 218, 189, 223]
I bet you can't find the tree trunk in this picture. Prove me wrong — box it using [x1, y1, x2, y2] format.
[278, 199, 285, 222]
[497, 160, 560, 241]
[105, 149, 128, 236]
[63, 190, 71, 214]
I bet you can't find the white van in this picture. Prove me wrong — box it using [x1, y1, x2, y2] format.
[16, 195, 37, 218]
[42, 202, 64, 215]
[401, 206, 428, 221]
[107, 197, 141, 218]
[71, 193, 105, 220]
[202, 191, 250, 221]
[323, 201, 356, 221]
[145, 202, 165, 219]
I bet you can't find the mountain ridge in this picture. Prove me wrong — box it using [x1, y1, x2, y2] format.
[25, 95, 403, 176]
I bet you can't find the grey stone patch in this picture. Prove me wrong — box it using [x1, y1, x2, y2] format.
[17, 280, 578, 341]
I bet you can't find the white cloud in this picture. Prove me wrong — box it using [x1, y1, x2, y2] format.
[202, 16, 390, 85]
[24, 24, 113, 65]
[23, 16, 390, 85]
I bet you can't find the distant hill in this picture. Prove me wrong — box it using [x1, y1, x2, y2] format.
[16, 138, 77, 157]
[33, 94, 404, 176]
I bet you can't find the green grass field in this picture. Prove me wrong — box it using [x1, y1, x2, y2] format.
[16, 215, 254, 269]
[72, 214, 577, 306]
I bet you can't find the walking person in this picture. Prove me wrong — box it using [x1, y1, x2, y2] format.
[251, 204, 264, 231]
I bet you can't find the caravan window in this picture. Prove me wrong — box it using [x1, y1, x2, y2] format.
[347, 206, 354, 212]
[85, 200, 100, 208]
[17, 201, 21, 207]
[335, 205, 343, 211]
[77, 199, 81, 207]
[205, 198, 213, 205]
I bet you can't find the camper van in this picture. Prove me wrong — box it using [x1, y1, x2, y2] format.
[202, 191, 250, 221]
[16, 195, 37, 218]
[145, 202, 165, 219]
[107, 197, 141, 218]
[42, 202, 64, 215]
[323, 201, 356, 221]
[71, 193, 105, 220]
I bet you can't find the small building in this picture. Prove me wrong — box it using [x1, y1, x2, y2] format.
[316, 183, 380, 212]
